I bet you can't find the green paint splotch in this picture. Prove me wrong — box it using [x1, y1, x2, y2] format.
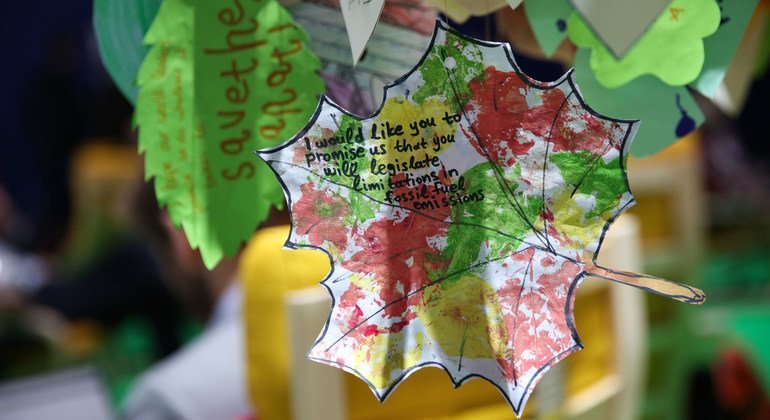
[440, 162, 543, 287]
[413, 31, 486, 110]
[313, 113, 388, 203]
[550, 151, 628, 219]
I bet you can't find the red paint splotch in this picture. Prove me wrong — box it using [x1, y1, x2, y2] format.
[362, 324, 379, 337]
[538, 260, 582, 306]
[463, 67, 567, 168]
[549, 105, 623, 155]
[339, 283, 366, 309]
[338, 283, 367, 328]
[507, 259, 580, 379]
[540, 255, 555, 268]
[292, 182, 350, 250]
[463, 66, 626, 166]
[493, 251, 583, 382]
[496, 248, 536, 306]
[343, 212, 448, 324]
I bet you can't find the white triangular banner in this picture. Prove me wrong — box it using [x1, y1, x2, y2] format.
[570, 0, 671, 58]
[340, 0, 387, 65]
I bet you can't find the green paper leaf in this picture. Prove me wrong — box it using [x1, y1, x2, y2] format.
[136, 0, 324, 268]
[569, 0, 670, 59]
[692, 0, 760, 98]
[524, 0, 574, 57]
[568, 0, 721, 88]
[93, 0, 161, 104]
[573, 49, 704, 156]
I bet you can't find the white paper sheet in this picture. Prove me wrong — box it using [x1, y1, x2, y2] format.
[340, 0, 387, 64]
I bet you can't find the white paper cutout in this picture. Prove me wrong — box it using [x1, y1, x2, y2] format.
[427, 0, 520, 23]
[340, 0, 387, 65]
[570, 0, 671, 58]
[292, 2, 432, 112]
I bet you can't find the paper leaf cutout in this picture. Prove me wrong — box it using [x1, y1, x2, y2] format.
[304, 0, 437, 35]
[340, 0, 387, 65]
[426, 0, 520, 23]
[136, 0, 324, 268]
[572, 49, 704, 156]
[568, 0, 721, 88]
[93, 0, 161, 104]
[569, 0, 670, 58]
[692, 0, 761, 98]
[506, 0, 524, 10]
[258, 21, 705, 415]
[523, 0, 573, 58]
[292, 1, 435, 115]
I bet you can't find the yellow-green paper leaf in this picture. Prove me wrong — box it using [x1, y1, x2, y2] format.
[136, 0, 324, 268]
[568, 0, 721, 88]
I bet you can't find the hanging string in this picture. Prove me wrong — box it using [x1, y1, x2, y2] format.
[444, 0, 448, 22]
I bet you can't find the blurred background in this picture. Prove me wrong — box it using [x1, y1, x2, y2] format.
[1, 1, 769, 419]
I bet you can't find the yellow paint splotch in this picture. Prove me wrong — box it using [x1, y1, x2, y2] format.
[418, 275, 508, 362]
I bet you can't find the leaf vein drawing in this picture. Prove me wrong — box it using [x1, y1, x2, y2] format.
[257, 20, 705, 417]
[441, 51, 552, 252]
[540, 92, 574, 253]
[268, 160, 549, 252]
[324, 253, 514, 352]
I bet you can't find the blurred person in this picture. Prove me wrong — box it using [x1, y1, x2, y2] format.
[2, 18, 134, 255]
[0, 15, 178, 375]
[689, 349, 770, 420]
[122, 184, 259, 420]
[712, 349, 770, 420]
[0, 179, 255, 418]
[0, 183, 186, 361]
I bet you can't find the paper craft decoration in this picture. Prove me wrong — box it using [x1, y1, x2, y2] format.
[258, 21, 705, 415]
[427, 0, 522, 23]
[93, 0, 161, 104]
[693, 0, 761, 98]
[572, 49, 704, 156]
[336, 0, 437, 64]
[340, 0, 387, 65]
[569, 0, 671, 58]
[523, 0, 574, 58]
[523, 0, 756, 155]
[710, 3, 768, 115]
[291, 2, 434, 114]
[136, 0, 324, 268]
[307, 0, 437, 35]
[568, 0, 721, 88]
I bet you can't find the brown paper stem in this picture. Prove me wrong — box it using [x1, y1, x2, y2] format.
[584, 263, 706, 305]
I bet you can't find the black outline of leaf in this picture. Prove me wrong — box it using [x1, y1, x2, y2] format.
[257, 19, 704, 416]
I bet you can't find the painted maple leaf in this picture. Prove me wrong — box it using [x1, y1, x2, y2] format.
[257, 21, 705, 416]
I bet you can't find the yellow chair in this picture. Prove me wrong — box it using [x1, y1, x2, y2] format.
[242, 217, 647, 420]
[241, 226, 511, 420]
[240, 226, 332, 420]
